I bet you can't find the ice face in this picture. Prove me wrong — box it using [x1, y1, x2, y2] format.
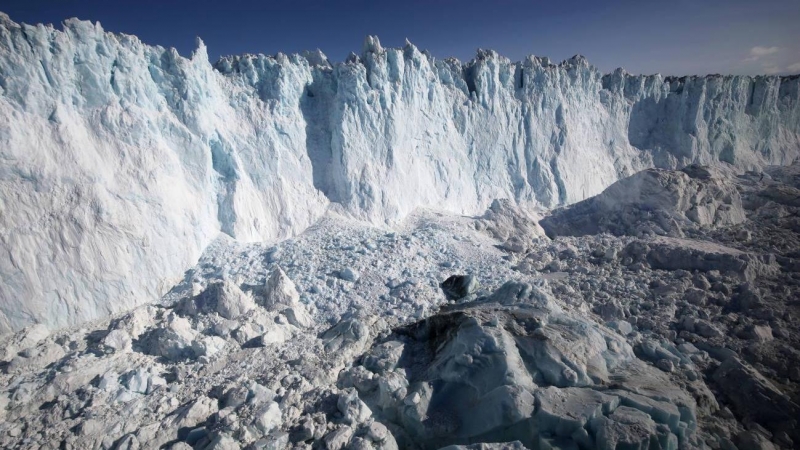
[1, 15, 799, 334]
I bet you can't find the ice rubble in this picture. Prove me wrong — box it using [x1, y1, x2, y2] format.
[1, 13, 800, 334]
[1, 164, 799, 449]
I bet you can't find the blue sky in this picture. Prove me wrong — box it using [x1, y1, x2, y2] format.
[3, 0, 799, 75]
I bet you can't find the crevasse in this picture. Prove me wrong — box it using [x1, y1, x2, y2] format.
[0, 13, 798, 334]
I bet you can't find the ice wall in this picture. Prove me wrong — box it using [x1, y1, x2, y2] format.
[1, 14, 798, 334]
[0, 15, 328, 334]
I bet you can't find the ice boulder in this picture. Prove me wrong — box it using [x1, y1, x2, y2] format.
[588, 406, 664, 450]
[474, 199, 545, 253]
[534, 387, 619, 439]
[337, 388, 372, 425]
[102, 329, 133, 353]
[253, 401, 282, 434]
[192, 335, 227, 357]
[282, 304, 314, 328]
[262, 267, 300, 309]
[1, 323, 49, 360]
[171, 396, 219, 429]
[321, 317, 371, 360]
[338, 268, 360, 283]
[180, 281, 255, 320]
[140, 314, 198, 361]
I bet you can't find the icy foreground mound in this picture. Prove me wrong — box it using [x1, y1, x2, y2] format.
[1, 13, 800, 334]
[347, 282, 699, 449]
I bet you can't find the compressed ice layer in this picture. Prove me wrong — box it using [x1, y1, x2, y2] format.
[1, 14, 799, 334]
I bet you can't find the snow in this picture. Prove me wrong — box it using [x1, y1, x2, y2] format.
[1, 15, 799, 334]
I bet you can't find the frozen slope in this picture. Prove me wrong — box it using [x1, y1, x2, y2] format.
[0, 14, 799, 334]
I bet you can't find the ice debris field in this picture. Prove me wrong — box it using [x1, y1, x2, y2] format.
[0, 12, 800, 450]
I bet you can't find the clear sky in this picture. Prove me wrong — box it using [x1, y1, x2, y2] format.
[3, 0, 800, 76]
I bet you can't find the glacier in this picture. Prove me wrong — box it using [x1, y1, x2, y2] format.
[1, 13, 799, 335]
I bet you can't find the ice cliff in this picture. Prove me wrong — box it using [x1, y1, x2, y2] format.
[1, 13, 799, 334]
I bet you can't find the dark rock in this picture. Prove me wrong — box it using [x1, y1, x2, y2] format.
[440, 275, 479, 300]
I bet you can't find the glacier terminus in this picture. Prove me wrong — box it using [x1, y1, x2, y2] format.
[0, 11, 799, 450]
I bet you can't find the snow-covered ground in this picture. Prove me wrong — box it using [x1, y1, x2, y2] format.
[2, 13, 800, 334]
[1, 164, 798, 450]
